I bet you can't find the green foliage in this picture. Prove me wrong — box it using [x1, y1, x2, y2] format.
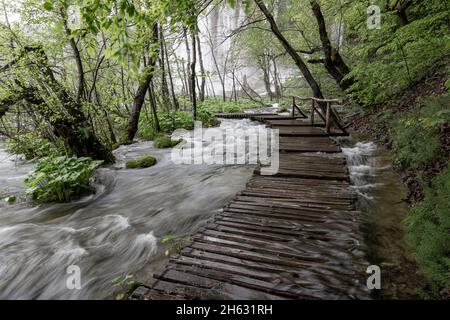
[112, 274, 142, 300]
[24, 155, 103, 203]
[125, 156, 157, 169]
[445, 79, 450, 91]
[390, 95, 450, 170]
[199, 98, 259, 113]
[158, 111, 194, 132]
[138, 107, 220, 141]
[6, 133, 61, 160]
[153, 135, 181, 148]
[345, 0, 450, 105]
[161, 233, 186, 255]
[405, 167, 450, 296]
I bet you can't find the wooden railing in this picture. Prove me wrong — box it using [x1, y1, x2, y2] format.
[292, 96, 347, 135]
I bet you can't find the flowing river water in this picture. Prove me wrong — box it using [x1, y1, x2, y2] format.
[0, 117, 420, 299]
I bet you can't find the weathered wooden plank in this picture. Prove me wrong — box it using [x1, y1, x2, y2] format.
[135, 117, 369, 300]
[154, 269, 285, 300]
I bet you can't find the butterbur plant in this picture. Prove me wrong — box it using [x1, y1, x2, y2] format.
[24, 155, 103, 203]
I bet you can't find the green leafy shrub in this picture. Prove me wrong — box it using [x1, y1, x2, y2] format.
[153, 135, 182, 148]
[158, 111, 194, 132]
[125, 156, 157, 169]
[405, 167, 450, 296]
[137, 120, 158, 141]
[24, 156, 103, 202]
[197, 107, 220, 127]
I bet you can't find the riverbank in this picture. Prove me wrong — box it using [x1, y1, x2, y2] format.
[348, 68, 450, 299]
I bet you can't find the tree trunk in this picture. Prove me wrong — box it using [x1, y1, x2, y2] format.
[395, 0, 412, 27]
[260, 55, 274, 100]
[272, 56, 282, 100]
[310, 0, 353, 91]
[60, 9, 85, 102]
[183, 27, 192, 101]
[148, 81, 161, 132]
[123, 23, 159, 144]
[190, 26, 198, 120]
[162, 31, 180, 110]
[196, 33, 206, 102]
[159, 28, 171, 111]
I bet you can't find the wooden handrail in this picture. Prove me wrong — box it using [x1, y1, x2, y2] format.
[293, 95, 342, 103]
[291, 95, 347, 135]
[291, 96, 307, 118]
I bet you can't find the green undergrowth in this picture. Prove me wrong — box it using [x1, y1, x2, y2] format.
[372, 94, 449, 171]
[405, 167, 450, 298]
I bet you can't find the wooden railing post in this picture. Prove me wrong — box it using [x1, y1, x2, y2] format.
[292, 96, 295, 117]
[310, 100, 315, 125]
[325, 102, 331, 133]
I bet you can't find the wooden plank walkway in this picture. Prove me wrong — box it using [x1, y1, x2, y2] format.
[133, 115, 369, 300]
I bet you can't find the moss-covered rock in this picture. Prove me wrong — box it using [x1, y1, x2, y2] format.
[153, 135, 182, 148]
[125, 156, 157, 169]
[5, 196, 16, 203]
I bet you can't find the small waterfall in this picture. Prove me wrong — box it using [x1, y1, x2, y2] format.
[341, 141, 379, 203]
[338, 136, 422, 299]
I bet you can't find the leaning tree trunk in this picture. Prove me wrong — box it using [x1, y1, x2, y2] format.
[255, 0, 343, 129]
[159, 28, 171, 111]
[123, 23, 159, 144]
[11, 46, 114, 162]
[255, 0, 324, 100]
[310, 1, 353, 91]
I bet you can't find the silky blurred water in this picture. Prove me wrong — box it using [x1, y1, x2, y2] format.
[0, 118, 421, 299]
[0, 119, 263, 299]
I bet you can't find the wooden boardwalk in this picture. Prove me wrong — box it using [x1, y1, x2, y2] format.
[133, 114, 369, 300]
